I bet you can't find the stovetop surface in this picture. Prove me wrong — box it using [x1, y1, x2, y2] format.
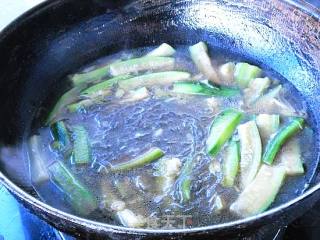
[0, 0, 319, 239]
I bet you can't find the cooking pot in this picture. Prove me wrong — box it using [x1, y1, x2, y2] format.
[0, 0, 319, 239]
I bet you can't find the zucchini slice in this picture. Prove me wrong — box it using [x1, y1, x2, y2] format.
[111, 147, 164, 172]
[256, 114, 280, 146]
[120, 87, 149, 103]
[146, 43, 176, 57]
[249, 85, 299, 117]
[28, 135, 50, 184]
[50, 121, 71, 152]
[176, 157, 194, 203]
[238, 121, 262, 188]
[206, 109, 243, 156]
[116, 209, 146, 228]
[189, 42, 221, 84]
[81, 74, 132, 97]
[46, 86, 83, 125]
[276, 139, 304, 175]
[222, 141, 240, 187]
[72, 125, 91, 165]
[67, 99, 100, 113]
[234, 62, 262, 88]
[118, 71, 190, 90]
[230, 165, 286, 217]
[71, 64, 110, 86]
[244, 77, 271, 105]
[219, 62, 235, 84]
[109, 56, 174, 76]
[48, 161, 97, 215]
[155, 157, 182, 193]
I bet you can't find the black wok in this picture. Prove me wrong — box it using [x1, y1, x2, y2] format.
[0, 0, 319, 239]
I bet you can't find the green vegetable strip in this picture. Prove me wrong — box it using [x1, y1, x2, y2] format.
[146, 43, 176, 57]
[111, 147, 164, 172]
[48, 161, 97, 215]
[71, 64, 110, 86]
[222, 141, 240, 187]
[81, 74, 132, 96]
[46, 86, 84, 125]
[262, 117, 305, 165]
[50, 121, 71, 151]
[118, 71, 191, 90]
[172, 81, 240, 97]
[109, 56, 175, 76]
[177, 158, 194, 203]
[234, 62, 262, 88]
[206, 109, 243, 156]
[72, 125, 91, 164]
[67, 98, 103, 113]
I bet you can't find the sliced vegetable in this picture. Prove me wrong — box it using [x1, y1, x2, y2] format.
[81, 74, 132, 97]
[206, 109, 243, 156]
[172, 81, 240, 97]
[244, 77, 271, 105]
[28, 135, 50, 184]
[118, 71, 191, 91]
[249, 85, 299, 116]
[109, 56, 174, 76]
[234, 62, 262, 88]
[67, 98, 102, 113]
[213, 195, 226, 213]
[276, 139, 304, 175]
[71, 64, 110, 86]
[120, 87, 149, 103]
[230, 165, 286, 217]
[46, 86, 83, 125]
[256, 114, 280, 146]
[114, 178, 137, 200]
[155, 157, 182, 193]
[100, 180, 146, 227]
[259, 84, 282, 99]
[50, 121, 71, 151]
[116, 209, 146, 228]
[48, 161, 97, 215]
[222, 141, 240, 187]
[111, 147, 164, 172]
[100, 180, 123, 210]
[114, 178, 147, 213]
[189, 42, 221, 84]
[146, 43, 176, 57]
[263, 117, 305, 165]
[238, 121, 262, 188]
[177, 158, 194, 203]
[72, 125, 91, 165]
[219, 62, 235, 84]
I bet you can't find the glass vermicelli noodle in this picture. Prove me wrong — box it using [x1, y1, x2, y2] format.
[25, 42, 313, 229]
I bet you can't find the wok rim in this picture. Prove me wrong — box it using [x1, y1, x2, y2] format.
[0, 0, 319, 235]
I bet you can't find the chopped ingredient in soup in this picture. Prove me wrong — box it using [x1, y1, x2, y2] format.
[26, 42, 311, 229]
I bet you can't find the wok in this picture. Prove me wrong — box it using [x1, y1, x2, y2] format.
[0, 0, 319, 239]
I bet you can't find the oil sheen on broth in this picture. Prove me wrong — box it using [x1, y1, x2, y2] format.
[26, 42, 313, 229]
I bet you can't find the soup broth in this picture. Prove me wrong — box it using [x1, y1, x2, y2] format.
[25, 42, 313, 229]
